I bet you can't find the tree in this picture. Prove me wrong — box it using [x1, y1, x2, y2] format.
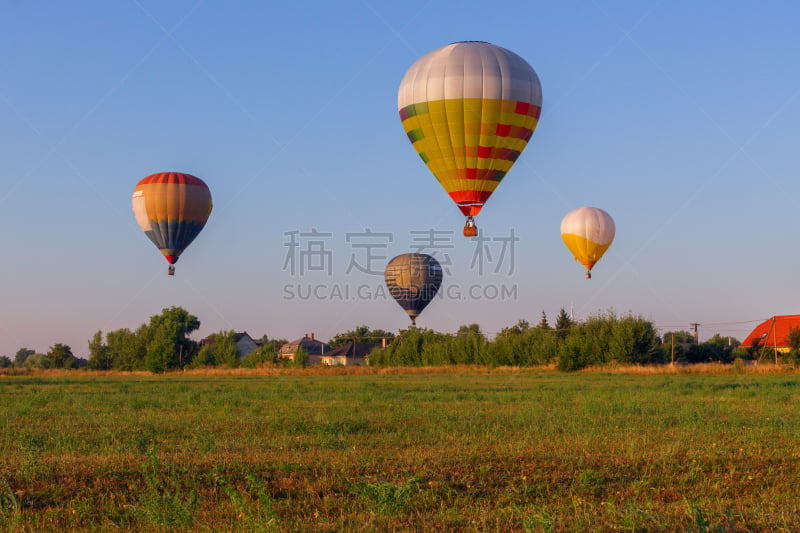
[659, 331, 695, 363]
[23, 353, 46, 369]
[257, 335, 288, 354]
[557, 311, 615, 371]
[95, 307, 201, 372]
[329, 325, 394, 348]
[292, 346, 309, 368]
[14, 348, 34, 368]
[372, 328, 427, 366]
[498, 319, 530, 338]
[557, 310, 661, 370]
[453, 324, 488, 364]
[141, 307, 201, 370]
[88, 330, 110, 370]
[0, 356, 11, 368]
[241, 335, 287, 368]
[196, 330, 239, 368]
[493, 320, 532, 366]
[45, 343, 76, 369]
[529, 327, 560, 365]
[420, 334, 451, 365]
[662, 330, 695, 344]
[145, 327, 174, 373]
[106, 328, 146, 370]
[787, 327, 800, 364]
[703, 333, 740, 364]
[554, 308, 575, 339]
[608, 314, 661, 364]
[537, 311, 549, 329]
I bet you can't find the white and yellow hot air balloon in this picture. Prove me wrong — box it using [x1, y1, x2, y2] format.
[560, 207, 615, 279]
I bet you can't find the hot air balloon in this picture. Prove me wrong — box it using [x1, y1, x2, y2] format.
[132, 172, 212, 275]
[560, 207, 615, 279]
[384, 253, 443, 326]
[398, 41, 542, 237]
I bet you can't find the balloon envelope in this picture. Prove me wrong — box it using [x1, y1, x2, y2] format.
[384, 253, 443, 325]
[132, 172, 212, 267]
[560, 207, 615, 275]
[398, 41, 542, 220]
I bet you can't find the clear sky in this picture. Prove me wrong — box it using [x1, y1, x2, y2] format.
[2, 1, 800, 357]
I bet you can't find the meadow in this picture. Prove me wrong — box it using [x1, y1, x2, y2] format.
[2, 365, 800, 532]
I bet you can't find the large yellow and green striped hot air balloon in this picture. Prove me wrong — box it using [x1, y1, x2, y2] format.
[132, 172, 212, 275]
[398, 41, 542, 236]
[560, 207, 615, 279]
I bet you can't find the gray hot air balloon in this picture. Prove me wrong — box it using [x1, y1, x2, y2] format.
[384, 253, 443, 326]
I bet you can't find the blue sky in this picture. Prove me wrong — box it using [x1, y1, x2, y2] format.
[2, 1, 800, 357]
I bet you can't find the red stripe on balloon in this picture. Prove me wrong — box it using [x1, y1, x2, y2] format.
[137, 172, 208, 188]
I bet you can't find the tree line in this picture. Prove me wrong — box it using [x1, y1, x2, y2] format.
[370, 310, 747, 369]
[1, 306, 764, 373]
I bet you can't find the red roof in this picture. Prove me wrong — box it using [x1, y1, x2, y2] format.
[741, 315, 800, 348]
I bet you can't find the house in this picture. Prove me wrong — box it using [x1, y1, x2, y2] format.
[278, 333, 331, 364]
[319, 341, 381, 366]
[233, 332, 258, 358]
[200, 331, 258, 359]
[740, 315, 800, 354]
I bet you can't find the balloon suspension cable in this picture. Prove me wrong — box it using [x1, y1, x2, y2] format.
[463, 216, 477, 237]
[168, 265, 175, 276]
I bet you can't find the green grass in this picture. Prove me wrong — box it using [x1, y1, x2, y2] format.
[2, 369, 800, 531]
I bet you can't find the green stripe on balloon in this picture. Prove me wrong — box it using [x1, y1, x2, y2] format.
[407, 128, 424, 142]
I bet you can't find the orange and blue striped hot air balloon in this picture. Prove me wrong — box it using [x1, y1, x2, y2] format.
[132, 172, 212, 275]
[398, 41, 542, 236]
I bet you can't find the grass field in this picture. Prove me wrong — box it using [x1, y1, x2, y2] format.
[2, 365, 800, 531]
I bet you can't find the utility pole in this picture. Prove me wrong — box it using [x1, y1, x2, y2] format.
[772, 317, 779, 365]
[671, 333, 674, 366]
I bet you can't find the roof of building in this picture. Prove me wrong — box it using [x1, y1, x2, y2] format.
[201, 331, 254, 346]
[233, 332, 256, 344]
[741, 315, 800, 349]
[279, 334, 331, 356]
[323, 341, 381, 359]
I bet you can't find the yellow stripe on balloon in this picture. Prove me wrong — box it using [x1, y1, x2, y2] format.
[400, 97, 538, 199]
[134, 182, 211, 224]
[561, 233, 613, 271]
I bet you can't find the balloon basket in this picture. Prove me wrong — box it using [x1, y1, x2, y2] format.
[463, 217, 477, 237]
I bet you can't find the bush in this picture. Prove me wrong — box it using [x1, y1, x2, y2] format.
[189, 344, 217, 368]
[557, 311, 660, 371]
[240, 346, 277, 368]
[608, 314, 661, 364]
[489, 327, 559, 366]
[292, 347, 309, 368]
[731, 346, 752, 361]
[22, 353, 47, 369]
